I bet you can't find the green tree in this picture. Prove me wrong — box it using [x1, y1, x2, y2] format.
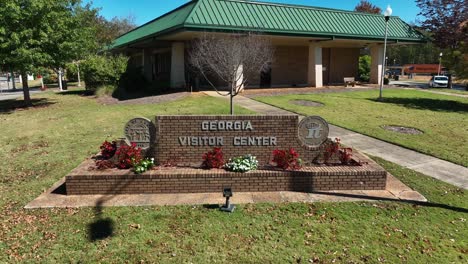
[387, 42, 440, 65]
[0, 0, 98, 105]
[93, 15, 137, 47]
[416, 0, 467, 79]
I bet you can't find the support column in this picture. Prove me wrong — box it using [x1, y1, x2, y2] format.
[170, 42, 186, 89]
[308, 43, 323, 88]
[370, 45, 384, 85]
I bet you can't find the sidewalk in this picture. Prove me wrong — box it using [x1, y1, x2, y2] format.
[204, 91, 468, 190]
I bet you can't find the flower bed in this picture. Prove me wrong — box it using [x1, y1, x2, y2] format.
[65, 151, 386, 195]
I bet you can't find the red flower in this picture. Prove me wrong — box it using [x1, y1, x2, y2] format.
[99, 140, 117, 159]
[115, 143, 142, 169]
[323, 138, 355, 165]
[272, 148, 301, 170]
[202, 147, 224, 169]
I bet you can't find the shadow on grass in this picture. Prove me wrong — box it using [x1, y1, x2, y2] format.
[88, 199, 115, 242]
[0, 98, 56, 114]
[203, 204, 220, 210]
[312, 191, 468, 213]
[369, 97, 468, 113]
[111, 87, 189, 101]
[86, 170, 138, 242]
[57, 89, 93, 96]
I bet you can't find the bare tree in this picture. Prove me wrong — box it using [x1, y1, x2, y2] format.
[189, 33, 273, 115]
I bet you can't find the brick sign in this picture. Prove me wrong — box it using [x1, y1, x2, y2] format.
[124, 117, 154, 149]
[153, 115, 329, 166]
[66, 115, 389, 195]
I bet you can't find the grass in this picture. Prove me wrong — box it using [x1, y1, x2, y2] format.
[255, 89, 468, 167]
[0, 90, 466, 263]
[427, 88, 468, 95]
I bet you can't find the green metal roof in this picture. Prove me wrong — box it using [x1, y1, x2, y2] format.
[111, 1, 197, 48]
[111, 0, 426, 49]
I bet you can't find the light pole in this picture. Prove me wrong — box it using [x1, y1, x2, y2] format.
[76, 62, 81, 87]
[379, 5, 392, 101]
[438, 52, 443, 75]
[385, 56, 388, 77]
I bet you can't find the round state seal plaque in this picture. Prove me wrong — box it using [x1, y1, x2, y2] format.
[124, 117, 154, 150]
[297, 116, 329, 148]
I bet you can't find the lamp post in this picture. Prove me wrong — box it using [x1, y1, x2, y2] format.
[76, 62, 81, 87]
[438, 52, 443, 75]
[379, 5, 392, 101]
[385, 56, 388, 77]
[220, 188, 235, 213]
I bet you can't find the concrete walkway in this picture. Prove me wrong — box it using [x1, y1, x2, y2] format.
[204, 91, 468, 190]
[26, 174, 426, 208]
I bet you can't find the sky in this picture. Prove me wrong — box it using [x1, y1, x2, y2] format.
[84, 0, 422, 26]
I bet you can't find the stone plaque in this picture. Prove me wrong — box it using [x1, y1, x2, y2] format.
[124, 118, 153, 150]
[297, 116, 329, 147]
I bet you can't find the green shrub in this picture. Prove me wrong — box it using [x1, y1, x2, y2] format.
[118, 66, 150, 94]
[65, 62, 80, 82]
[42, 69, 58, 84]
[358, 55, 371, 82]
[148, 80, 171, 93]
[384, 77, 389, 85]
[81, 55, 128, 91]
[133, 158, 155, 174]
[95, 85, 117, 97]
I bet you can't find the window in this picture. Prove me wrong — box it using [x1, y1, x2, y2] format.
[152, 52, 171, 81]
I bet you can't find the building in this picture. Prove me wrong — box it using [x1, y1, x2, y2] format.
[404, 64, 447, 75]
[110, 0, 426, 90]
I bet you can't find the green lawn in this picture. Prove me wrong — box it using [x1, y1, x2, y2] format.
[427, 88, 468, 95]
[0, 90, 466, 263]
[255, 89, 468, 167]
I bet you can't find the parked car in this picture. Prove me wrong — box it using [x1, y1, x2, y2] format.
[429, 76, 449, 88]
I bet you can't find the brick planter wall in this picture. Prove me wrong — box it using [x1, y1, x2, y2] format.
[66, 153, 386, 195]
[154, 115, 327, 166]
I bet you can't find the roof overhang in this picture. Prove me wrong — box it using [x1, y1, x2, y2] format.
[113, 28, 426, 52]
[110, 0, 428, 50]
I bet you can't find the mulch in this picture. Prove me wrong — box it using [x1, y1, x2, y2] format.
[382, 125, 423, 135]
[96, 92, 190, 105]
[290, 99, 324, 107]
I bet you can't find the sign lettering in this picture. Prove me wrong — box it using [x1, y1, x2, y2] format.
[177, 120, 276, 147]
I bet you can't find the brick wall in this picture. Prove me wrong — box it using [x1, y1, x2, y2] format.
[66, 156, 387, 195]
[328, 48, 360, 84]
[271, 46, 308, 86]
[154, 115, 329, 167]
